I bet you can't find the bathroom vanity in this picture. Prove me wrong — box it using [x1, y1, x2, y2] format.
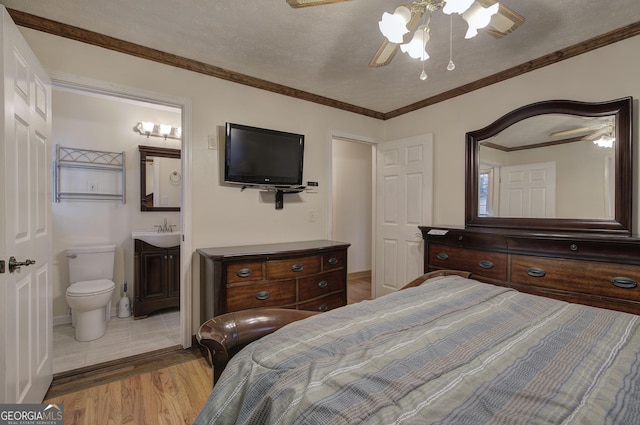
[133, 239, 180, 318]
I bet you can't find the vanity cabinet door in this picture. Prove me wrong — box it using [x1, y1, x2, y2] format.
[139, 250, 168, 300]
[134, 241, 181, 318]
[167, 247, 181, 299]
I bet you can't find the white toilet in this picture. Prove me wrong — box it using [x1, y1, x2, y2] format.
[66, 245, 117, 342]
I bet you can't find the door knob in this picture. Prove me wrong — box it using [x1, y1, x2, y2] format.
[8, 256, 36, 273]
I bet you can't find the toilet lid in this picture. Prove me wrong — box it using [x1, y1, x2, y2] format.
[67, 279, 115, 297]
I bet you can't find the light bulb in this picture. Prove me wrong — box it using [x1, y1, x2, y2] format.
[419, 70, 428, 80]
[447, 60, 456, 71]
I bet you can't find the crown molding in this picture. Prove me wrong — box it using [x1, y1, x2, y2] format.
[7, 8, 640, 121]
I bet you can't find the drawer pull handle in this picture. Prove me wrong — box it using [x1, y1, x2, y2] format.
[526, 267, 546, 278]
[237, 268, 252, 278]
[318, 304, 328, 312]
[318, 280, 328, 289]
[611, 277, 638, 289]
[479, 260, 494, 269]
[328, 257, 339, 265]
[255, 291, 270, 300]
[291, 264, 304, 272]
[569, 244, 578, 251]
[436, 252, 449, 261]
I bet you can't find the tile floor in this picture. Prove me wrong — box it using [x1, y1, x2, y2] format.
[52, 308, 181, 373]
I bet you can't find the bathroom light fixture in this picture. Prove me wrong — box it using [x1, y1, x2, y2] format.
[135, 122, 182, 140]
[371, 0, 523, 76]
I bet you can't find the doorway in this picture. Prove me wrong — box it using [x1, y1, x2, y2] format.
[331, 137, 373, 299]
[50, 79, 189, 373]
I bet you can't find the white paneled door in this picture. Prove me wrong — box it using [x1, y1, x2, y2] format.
[0, 6, 53, 402]
[498, 162, 556, 218]
[374, 134, 433, 298]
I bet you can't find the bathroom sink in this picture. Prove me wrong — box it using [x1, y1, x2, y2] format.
[131, 230, 181, 248]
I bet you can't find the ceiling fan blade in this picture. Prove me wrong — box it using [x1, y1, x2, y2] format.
[286, 0, 351, 8]
[549, 126, 598, 138]
[477, 0, 525, 38]
[550, 121, 612, 138]
[369, 40, 400, 67]
[584, 128, 611, 141]
[369, 6, 425, 67]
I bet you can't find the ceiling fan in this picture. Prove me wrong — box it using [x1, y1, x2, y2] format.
[549, 119, 616, 147]
[286, 0, 524, 69]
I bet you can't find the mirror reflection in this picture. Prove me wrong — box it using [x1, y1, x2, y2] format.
[139, 145, 181, 211]
[478, 113, 615, 219]
[465, 97, 632, 236]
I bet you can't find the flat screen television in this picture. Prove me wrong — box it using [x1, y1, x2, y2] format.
[224, 122, 305, 187]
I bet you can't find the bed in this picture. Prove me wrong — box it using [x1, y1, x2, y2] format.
[195, 270, 640, 424]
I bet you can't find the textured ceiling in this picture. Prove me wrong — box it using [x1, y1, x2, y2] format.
[2, 0, 640, 114]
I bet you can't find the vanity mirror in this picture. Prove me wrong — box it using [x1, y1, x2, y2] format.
[139, 145, 181, 211]
[465, 97, 633, 236]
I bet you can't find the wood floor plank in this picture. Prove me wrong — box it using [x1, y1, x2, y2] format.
[44, 357, 212, 425]
[43, 276, 370, 424]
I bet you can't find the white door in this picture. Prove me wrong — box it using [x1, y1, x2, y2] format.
[499, 162, 556, 218]
[374, 134, 433, 298]
[0, 6, 53, 403]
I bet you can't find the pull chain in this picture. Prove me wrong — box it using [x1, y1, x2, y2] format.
[447, 14, 456, 71]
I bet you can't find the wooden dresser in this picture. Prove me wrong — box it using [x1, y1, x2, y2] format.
[197, 240, 350, 322]
[419, 226, 640, 315]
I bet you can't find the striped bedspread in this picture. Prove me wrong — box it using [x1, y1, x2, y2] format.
[195, 275, 640, 424]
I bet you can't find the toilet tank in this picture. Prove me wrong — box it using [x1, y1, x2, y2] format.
[67, 245, 116, 283]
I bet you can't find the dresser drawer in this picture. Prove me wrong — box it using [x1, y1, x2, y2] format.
[226, 280, 296, 311]
[226, 262, 264, 284]
[510, 255, 640, 302]
[298, 270, 344, 301]
[428, 244, 507, 281]
[323, 251, 346, 271]
[298, 291, 345, 312]
[266, 256, 321, 279]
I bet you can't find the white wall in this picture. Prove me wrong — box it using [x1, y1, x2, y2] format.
[52, 89, 181, 318]
[17, 27, 640, 331]
[332, 139, 372, 274]
[385, 35, 640, 233]
[18, 28, 385, 330]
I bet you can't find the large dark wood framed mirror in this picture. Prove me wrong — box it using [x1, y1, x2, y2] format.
[465, 97, 633, 236]
[139, 145, 181, 212]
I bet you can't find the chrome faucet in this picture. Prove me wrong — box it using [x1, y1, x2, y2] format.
[155, 217, 175, 233]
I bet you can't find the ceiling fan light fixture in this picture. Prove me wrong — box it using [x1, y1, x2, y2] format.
[379, 6, 412, 43]
[593, 135, 615, 148]
[463, 2, 500, 39]
[442, 0, 475, 15]
[400, 24, 430, 60]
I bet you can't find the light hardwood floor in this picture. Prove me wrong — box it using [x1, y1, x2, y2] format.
[45, 275, 371, 424]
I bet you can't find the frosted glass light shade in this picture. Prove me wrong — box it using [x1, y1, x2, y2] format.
[159, 124, 172, 137]
[463, 2, 500, 38]
[379, 6, 411, 43]
[400, 25, 430, 60]
[141, 121, 155, 133]
[442, 0, 475, 15]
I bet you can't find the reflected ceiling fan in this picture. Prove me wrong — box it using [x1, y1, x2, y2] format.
[549, 119, 616, 147]
[287, 0, 524, 72]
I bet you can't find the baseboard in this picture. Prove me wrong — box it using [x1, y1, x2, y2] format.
[348, 270, 371, 280]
